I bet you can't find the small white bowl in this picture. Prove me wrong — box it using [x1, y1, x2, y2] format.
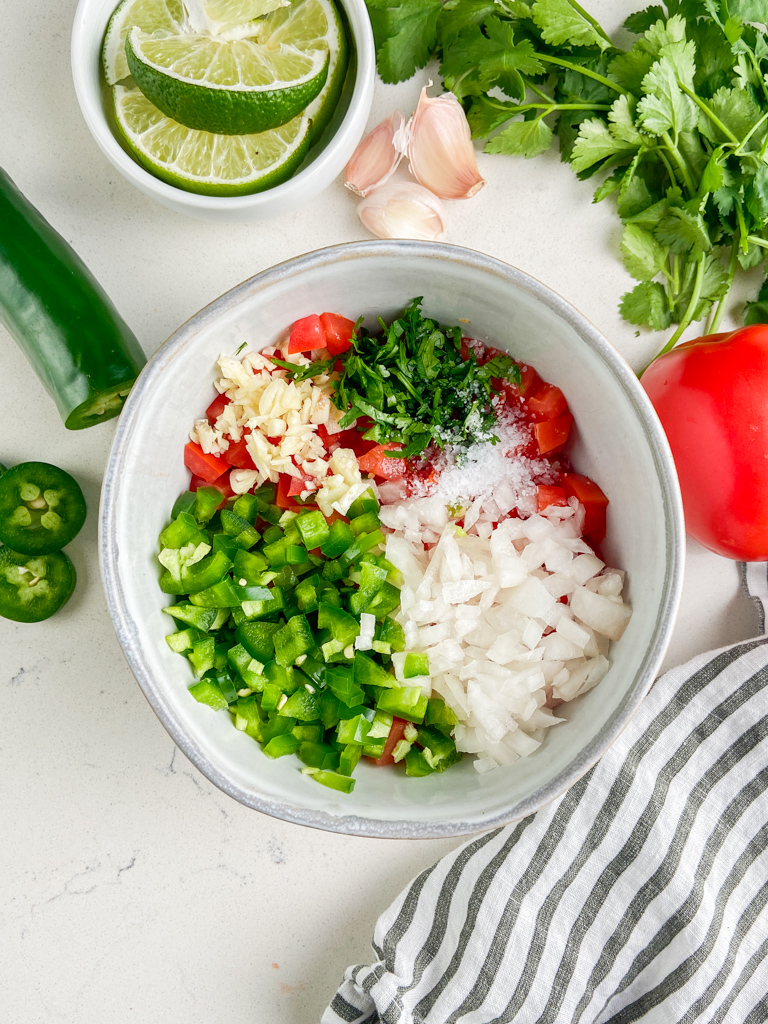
[71, 0, 375, 221]
[100, 241, 685, 837]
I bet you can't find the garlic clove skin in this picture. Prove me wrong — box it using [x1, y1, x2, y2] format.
[345, 111, 406, 197]
[357, 182, 447, 241]
[407, 86, 486, 200]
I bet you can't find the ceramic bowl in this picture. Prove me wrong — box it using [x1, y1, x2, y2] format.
[71, 0, 375, 221]
[100, 240, 685, 837]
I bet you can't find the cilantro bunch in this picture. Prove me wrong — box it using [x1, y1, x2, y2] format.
[366, 0, 768, 355]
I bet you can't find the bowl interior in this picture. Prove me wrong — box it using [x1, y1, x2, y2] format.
[102, 242, 683, 837]
[71, 0, 374, 218]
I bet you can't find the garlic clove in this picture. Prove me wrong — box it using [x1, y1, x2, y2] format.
[407, 86, 486, 200]
[345, 111, 406, 197]
[357, 182, 447, 241]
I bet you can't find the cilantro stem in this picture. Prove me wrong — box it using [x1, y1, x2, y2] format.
[747, 235, 768, 249]
[736, 203, 750, 253]
[485, 98, 612, 114]
[747, 49, 768, 107]
[536, 54, 626, 95]
[653, 257, 707, 362]
[656, 148, 678, 190]
[707, 242, 739, 335]
[528, 80, 553, 102]
[678, 82, 740, 145]
[734, 110, 768, 155]
[565, 0, 613, 47]
[661, 133, 695, 196]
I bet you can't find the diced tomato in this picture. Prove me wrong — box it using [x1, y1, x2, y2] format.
[287, 470, 315, 497]
[563, 472, 609, 542]
[318, 422, 377, 457]
[320, 312, 356, 355]
[275, 473, 302, 509]
[371, 717, 409, 767]
[222, 431, 256, 470]
[527, 383, 568, 422]
[534, 413, 573, 455]
[478, 344, 504, 364]
[287, 314, 325, 353]
[189, 471, 233, 503]
[500, 364, 541, 405]
[184, 442, 230, 484]
[205, 392, 231, 424]
[357, 443, 408, 480]
[537, 485, 568, 511]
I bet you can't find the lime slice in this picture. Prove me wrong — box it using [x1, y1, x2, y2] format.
[182, 0, 291, 38]
[102, 0, 183, 85]
[113, 85, 313, 195]
[125, 27, 329, 135]
[203, 0, 289, 24]
[256, 0, 348, 142]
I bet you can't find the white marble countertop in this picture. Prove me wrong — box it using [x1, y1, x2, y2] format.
[0, 2, 761, 1021]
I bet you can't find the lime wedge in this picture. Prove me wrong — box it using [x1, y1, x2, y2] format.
[102, 0, 183, 85]
[257, 0, 348, 142]
[113, 85, 313, 195]
[125, 27, 328, 135]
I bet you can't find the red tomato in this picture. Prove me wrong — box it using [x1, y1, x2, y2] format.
[287, 469, 316, 496]
[534, 413, 573, 455]
[371, 717, 409, 767]
[499, 364, 541, 405]
[357, 443, 408, 480]
[642, 325, 768, 560]
[320, 312, 356, 355]
[189, 472, 233, 501]
[537, 485, 567, 511]
[317, 422, 377, 457]
[222, 432, 256, 470]
[184, 442, 230, 483]
[275, 474, 302, 509]
[527, 383, 568, 422]
[563, 473, 608, 543]
[206, 392, 231, 424]
[287, 314, 325, 353]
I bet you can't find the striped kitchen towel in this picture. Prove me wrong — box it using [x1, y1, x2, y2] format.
[323, 562, 768, 1024]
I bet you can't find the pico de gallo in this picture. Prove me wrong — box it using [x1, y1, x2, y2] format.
[157, 301, 631, 791]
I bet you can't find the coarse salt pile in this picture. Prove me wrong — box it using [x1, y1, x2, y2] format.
[189, 348, 371, 516]
[383, 500, 632, 773]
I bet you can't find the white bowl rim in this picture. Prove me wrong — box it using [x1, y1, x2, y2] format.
[70, 0, 375, 211]
[99, 239, 685, 838]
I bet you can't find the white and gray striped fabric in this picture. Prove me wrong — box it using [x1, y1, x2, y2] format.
[323, 563, 768, 1024]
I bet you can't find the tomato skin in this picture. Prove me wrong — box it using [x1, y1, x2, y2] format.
[320, 312, 356, 355]
[287, 314, 325, 353]
[537, 485, 567, 511]
[527, 383, 568, 422]
[642, 325, 768, 560]
[206, 392, 231, 424]
[563, 473, 608, 543]
[222, 433, 256, 470]
[317, 422, 377, 457]
[275, 473, 303, 509]
[371, 717, 408, 767]
[189, 472, 233, 500]
[184, 442, 230, 483]
[534, 413, 573, 455]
